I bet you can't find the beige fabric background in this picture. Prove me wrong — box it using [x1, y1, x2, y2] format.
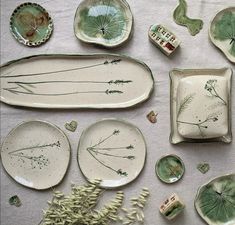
[1, 0, 235, 225]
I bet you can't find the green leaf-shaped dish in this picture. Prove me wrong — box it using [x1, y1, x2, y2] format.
[10, 2, 53, 46]
[195, 174, 235, 225]
[209, 7, 235, 63]
[74, 0, 133, 48]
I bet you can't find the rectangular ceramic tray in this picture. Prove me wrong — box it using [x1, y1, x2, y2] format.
[0, 54, 154, 109]
[170, 68, 232, 144]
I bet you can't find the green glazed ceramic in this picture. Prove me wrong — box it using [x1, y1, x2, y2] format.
[195, 174, 235, 225]
[173, 0, 203, 36]
[156, 154, 185, 184]
[74, 0, 133, 48]
[209, 7, 235, 63]
[10, 2, 53, 46]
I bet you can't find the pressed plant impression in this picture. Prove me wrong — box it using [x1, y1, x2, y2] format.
[78, 119, 147, 188]
[1, 121, 70, 190]
[0, 54, 154, 109]
[74, 0, 133, 47]
[170, 68, 232, 144]
[209, 7, 235, 63]
[195, 174, 235, 225]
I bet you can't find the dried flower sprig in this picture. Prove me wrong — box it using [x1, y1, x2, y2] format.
[39, 179, 124, 225]
[120, 188, 150, 224]
[204, 79, 227, 105]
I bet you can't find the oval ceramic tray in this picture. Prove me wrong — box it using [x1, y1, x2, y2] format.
[77, 119, 147, 188]
[74, 0, 133, 48]
[0, 54, 154, 108]
[195, 174, 235, 225]
[10, 2, 53, 46]
[1, 120, 70, 190]
[209, 7, 235, 63]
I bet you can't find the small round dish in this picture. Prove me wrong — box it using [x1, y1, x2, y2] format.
[209, 7, 235, 63]
[10, 2, 53, 46]
[77, 119, 146, 189]
[74, 0, 133, 48]
[1, 120, 70, 190]
[155, 154, 185, 184]
[195, 174, 235, 225]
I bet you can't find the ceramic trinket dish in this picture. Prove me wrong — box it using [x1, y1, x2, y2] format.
[173, 0, 203, 36]
[209, 7, 235, 63]
[74, 0, 133, 48]
[10, 2, 53, 46]
[195, 174, 235, 225]
[1, 120, 70, 190]
[155, 154, 185, 184]
[170, 68, 232, 144]
[0, 54, 154, 109]
[77, 119, 147, 189]
[159, 193, 185, 220]
[148, 24, 181, 56]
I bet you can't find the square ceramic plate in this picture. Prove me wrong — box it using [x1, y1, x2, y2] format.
[170, 68, 232, 144]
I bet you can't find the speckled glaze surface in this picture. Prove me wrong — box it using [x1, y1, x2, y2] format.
[209, 7, 235, 63]
[0, 54, 154, 109]
[155, 155, 185, 184]
[195, 174, 235, 225]
[10, 2, 53, 46]
[74, 0, 133, 48]
[0, 120, 70, 190]
[77, 119, 147, 189]
[170, 68, 232, 144]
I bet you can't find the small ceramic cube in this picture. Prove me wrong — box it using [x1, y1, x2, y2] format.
[148, 24, 180, 56]
[159, 193, 185, 220]
[170, 68, 232, 144]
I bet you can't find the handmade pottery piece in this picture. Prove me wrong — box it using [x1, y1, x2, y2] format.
[74, 0, 133, 48]
[195, 174, 235, 225]
[209, 7, 235, 63]
[1, 121, 70, 190]
[65, 120, 78, 132]
[159, 193, 185, 220]
[77, 119, 147, 188]
[147, 110, 158, 123]
[155, 155, 185, 184]
[197, 163, 210, 174]
[0, 54, 154, 109]
[10, 2, 53, 46]
[148, 24, 180, 56]
[9, 195, 21, 207]
[173, 0, 203, 36]
[170, 68, 232, 144]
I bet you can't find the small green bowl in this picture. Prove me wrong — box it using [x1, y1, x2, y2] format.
[155, 154, 185, 184]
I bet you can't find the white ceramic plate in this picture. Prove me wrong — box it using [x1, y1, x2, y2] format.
[0, 54, 154, 108]
[170, 68, 232, 144]
[77, 119, 147, 188]
[1, 120, 70, 190]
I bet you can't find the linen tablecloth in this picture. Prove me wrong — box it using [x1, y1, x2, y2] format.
[1, 0, 235, 224]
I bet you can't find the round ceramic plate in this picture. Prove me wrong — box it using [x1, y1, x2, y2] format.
[155, 154, 185, 184]
[1, 121, 70, 190]
[209, 7, 235, 63]
[10, 2, 53, 46]
[74, 0, 133, 48]
[195, 174, 235, 225]
[77, 119, 146, 188]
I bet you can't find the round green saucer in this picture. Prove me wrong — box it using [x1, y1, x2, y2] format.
[155, 154, 185, 184]
[10, 2, 53, 46]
